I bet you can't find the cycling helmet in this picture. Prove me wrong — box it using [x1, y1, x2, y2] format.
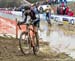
[24, 6, 30, 10]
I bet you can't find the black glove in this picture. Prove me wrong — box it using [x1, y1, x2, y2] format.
[17, 21, 20, 25]
[17, 21, 21, 29]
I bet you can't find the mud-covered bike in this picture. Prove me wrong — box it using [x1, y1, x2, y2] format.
[18, 23, 39, 55]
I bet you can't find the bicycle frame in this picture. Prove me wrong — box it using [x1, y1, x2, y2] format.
[18, 23, 39, 55]
[18, 24, 37, 47]
[26, 24, 37, 47]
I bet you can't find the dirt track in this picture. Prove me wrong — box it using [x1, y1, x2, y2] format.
[0, 30, 74, 61]
[0, 38, 53, 61]
[0, 19, 75, 61]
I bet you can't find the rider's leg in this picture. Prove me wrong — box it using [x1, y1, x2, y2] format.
[33, 20, 39, 47]
[30, 26, 39, 48]
[29, 25, 35, 47]
[34, 18, 40, 28]
[46, 12, 51, 26]
[29, 19, 40, 47]
[29, 22, 39, 47]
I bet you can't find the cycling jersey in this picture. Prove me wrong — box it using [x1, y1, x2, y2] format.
[18, 9, 40, 27]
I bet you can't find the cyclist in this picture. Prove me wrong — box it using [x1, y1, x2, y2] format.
[18, 5, 40, 28]
[45, 5, 52, 26]
[17, 5, 40, 47]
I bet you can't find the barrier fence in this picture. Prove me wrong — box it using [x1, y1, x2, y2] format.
[0, 16, 26, 38]
[0, 11, 75, 38]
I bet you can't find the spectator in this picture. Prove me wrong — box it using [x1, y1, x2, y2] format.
[65, 7, 69, 15]
[68, 10, 74, 16]
[60, 6, 64, 15]
[61, 2, 65, 7]
[57, 2, 67, 15]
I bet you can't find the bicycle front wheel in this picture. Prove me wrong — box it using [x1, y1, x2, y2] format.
[19, 32, 30, 55]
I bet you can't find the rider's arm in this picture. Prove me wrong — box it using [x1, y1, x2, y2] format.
[18, 13, 27, 25]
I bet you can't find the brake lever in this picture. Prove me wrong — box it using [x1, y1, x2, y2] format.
[19, 25, 21, 30]
[16, 19, 21, 30]
[18, 24, 21, 30]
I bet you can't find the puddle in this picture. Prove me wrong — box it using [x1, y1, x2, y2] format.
[39, 20, 75, 59]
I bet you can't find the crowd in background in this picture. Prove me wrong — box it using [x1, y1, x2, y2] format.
[44, 0, 67, 4]
[0, 0, 74, 17]
[57, 2, 74, 16]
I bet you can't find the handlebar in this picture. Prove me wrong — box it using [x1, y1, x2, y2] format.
[17, 21, 34, 30]
[17, 23, 33, 29]
[17, 23, 21, 30]
[18, 25, 21, 30]
[17, 22, 36, 33]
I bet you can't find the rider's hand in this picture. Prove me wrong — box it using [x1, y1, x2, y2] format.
[17, 21, 20, 26]
[17, 21, 21, 29]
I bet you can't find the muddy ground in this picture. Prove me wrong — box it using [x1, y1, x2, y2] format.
[0, 22, 75, 61]
[0, 37, 73, 61]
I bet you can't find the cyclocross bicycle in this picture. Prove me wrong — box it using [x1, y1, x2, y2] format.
[18, 23, 39, 55]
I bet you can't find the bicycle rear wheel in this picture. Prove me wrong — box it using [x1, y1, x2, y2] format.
[32, 32, 39, 55]
[19, 32, 30, 55]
